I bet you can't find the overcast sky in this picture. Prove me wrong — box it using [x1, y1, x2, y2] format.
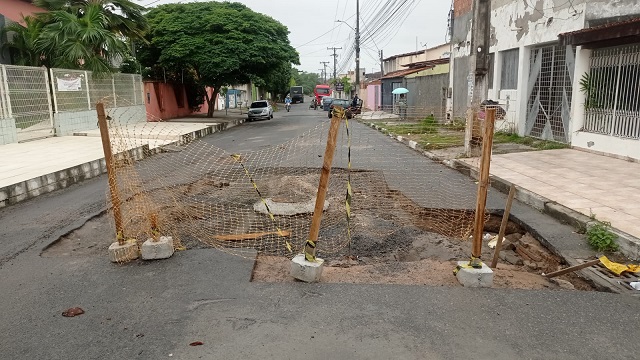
[142, 0, 452, 76]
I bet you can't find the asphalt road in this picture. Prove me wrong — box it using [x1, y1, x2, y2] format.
[0, 100, 638, 359]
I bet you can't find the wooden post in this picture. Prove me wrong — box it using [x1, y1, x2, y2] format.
[490, 184, 516, 268]
[304, 108, 343, 261]
[97, 102, 125, 245]
[471, 108, 495, 260]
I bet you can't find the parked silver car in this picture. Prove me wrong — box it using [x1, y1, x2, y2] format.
[247, 100, 273, 121]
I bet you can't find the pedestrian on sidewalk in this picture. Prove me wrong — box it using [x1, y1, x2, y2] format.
[352, 94, 360, 108]
[397, 94, 407, 120]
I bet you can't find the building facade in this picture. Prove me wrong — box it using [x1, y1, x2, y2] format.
[450, 0, 640, 160]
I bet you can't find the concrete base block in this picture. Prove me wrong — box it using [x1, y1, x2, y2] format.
[455, 261, 494, 288]
[141, 236, 175, 260]
[290, 254, 324, 283]
[108, 239, 139, 263]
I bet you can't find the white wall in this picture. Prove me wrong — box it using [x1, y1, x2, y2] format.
[571, 132, 640, 161]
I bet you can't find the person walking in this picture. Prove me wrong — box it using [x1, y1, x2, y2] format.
[397, 93, 408, 120]
[352, 94, 360, 108]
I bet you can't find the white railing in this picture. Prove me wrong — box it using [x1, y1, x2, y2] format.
[583, 44, 640, 140]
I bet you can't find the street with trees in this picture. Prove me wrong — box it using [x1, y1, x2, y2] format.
[138, 1, 299, 116]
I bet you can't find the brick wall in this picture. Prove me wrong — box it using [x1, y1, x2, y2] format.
[454, 0, 472, 17]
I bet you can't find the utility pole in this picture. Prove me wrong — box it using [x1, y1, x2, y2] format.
[379, 49, 384, 76]
[465, 0, 491, 156]
[320, 61, 329, 83]
[318, 68, 325, 83]
[328, 47, 342, 81]
[355, 0, 361, 95]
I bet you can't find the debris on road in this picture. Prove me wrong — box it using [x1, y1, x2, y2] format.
[189, 341, 204, 346]
[599, 256, 640, 276]
[62, 307, 85, 317]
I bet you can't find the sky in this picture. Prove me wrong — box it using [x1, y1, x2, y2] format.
[141, 0, 452, 76]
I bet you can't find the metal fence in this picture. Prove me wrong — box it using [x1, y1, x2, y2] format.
[0, 64, 143, 143]
[50, 68, 144, 112]
[583, 44, 640, 140]
[1, 65, 54, 142]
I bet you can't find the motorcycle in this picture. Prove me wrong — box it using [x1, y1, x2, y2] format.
[285, 102, 291, 112]
[309, 98, 318, 110]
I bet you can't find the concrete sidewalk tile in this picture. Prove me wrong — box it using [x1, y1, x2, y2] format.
[560, 198, 603, 209]
[615, 221, 640, 237]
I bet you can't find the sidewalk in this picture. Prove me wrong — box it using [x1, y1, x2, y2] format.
[0, 115, 245, 208]
[459, 150, 640, 238]
[361, 121, 640, 261]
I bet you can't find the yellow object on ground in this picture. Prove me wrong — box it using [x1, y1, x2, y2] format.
[599, 256, 640, 276]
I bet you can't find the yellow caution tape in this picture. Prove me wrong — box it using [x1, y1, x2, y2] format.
[599, 256, 640, 276]
[305, 239, 317, 262]
[231, 154, 293, 253]
[453, 257, 484, 275]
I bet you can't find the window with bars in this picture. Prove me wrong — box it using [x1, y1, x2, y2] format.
[501, 48, 519, 90]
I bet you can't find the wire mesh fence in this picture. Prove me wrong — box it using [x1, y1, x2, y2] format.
[2, 65, 53, 141]
[99, 100, 491, 262]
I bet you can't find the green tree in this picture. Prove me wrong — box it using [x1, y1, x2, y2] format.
[33, 0, 148, 41]
[258, 62, 293, 101]
[291, 69, 321, 95]
[1, 16, 46, 66]
[140, 2, 299, 116]
[35, 4, 129, 73]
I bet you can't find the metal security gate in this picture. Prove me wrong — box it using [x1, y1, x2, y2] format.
[526, 44, 575, 142]
[2, 65, 55, 142]
[582, 44, 640, 139]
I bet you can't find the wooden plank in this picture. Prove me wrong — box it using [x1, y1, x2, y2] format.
[490, 184, 516, 268]
[544, 259, 601, 278]
[214, 230, 291, 241]
[471, 108, 495, 259]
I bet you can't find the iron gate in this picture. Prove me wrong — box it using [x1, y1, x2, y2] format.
[2, 65, 55, 142]
[525, 44, 575, 143]
[582, 44, 640, 139]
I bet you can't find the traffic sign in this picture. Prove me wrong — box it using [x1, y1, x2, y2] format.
[335, 82, 344, 92]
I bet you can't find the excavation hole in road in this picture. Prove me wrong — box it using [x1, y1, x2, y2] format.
[42, 168, 595, 291]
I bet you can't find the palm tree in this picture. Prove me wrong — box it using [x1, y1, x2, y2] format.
[1, 16, 46, 66]
[32, 0, 148, 41]
[35, 3, 129, 73]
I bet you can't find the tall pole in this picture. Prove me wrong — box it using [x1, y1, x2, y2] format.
[355, 0, 361, 95]
[379, 49, 384, 76]
[320, 61, 330, 83]
[318, 68, 325, 83]
[465, 0, 491, 156]
[328, 47, 342, 81]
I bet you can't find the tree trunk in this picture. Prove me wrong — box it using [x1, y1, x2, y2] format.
[206, 88, 221, 118]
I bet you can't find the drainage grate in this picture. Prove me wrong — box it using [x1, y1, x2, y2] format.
[576, 259, 640, 296]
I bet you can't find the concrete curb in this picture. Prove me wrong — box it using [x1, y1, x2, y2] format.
[0, 118, 245, 209]
[361, 120, 640, 262]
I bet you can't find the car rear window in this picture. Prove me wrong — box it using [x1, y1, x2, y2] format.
[250, 101, 268, 108]
[332, 100, 349, 106]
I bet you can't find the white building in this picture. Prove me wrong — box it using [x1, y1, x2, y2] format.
[451, 0, 640, 161]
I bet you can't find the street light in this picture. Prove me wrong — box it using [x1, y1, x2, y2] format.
[335, 0, 360, 95]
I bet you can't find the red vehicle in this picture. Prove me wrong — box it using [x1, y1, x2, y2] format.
[313, 84, 332, 105]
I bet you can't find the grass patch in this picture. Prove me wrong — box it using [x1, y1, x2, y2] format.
[493, 131, 569, 150]
[372, 120, 569, 152]
[417, 132, 465, 150]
